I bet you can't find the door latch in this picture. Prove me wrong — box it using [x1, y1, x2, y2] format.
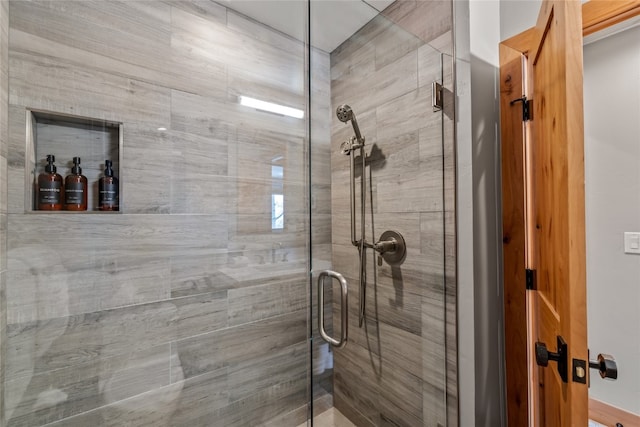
[573, 351, 618, 385]
[510, 95, 532, 121]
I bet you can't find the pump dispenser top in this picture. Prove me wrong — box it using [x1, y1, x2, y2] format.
[71, 156, 82, 175]
[104, 160, 113, 177]
[45, 154, 57, 173]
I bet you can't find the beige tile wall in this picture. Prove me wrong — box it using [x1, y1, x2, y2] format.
[3, 1, 314, 426]
[1, 0, 9, 425]
[329, 1, 456, 425]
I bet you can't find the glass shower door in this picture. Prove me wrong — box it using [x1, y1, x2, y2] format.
[309, 2, 452, 425]
[2, 1, 311, 426]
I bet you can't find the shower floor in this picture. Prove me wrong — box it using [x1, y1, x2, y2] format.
[297, 407, 356, 427]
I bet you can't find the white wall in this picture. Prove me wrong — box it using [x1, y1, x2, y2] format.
[499, 0, 541, 40]
[456, 1, 505, 426]
[584, 25, 640, 415]
[470, 1, 505, 427]
[454, 2, 475, 425]
[453, 2, 541, 425]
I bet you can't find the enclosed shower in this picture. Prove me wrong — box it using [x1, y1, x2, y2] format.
[0, 1, 457, 426]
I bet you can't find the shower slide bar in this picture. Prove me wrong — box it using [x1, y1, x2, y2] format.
[336, 105, 407, 329]
[317, 270, 348, 348]
[338, 105, 369, 328]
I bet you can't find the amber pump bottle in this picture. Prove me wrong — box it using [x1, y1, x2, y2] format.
[98, 160, 119, 211]
[37, 154, 63, 210]
[65, 157, 88, 211]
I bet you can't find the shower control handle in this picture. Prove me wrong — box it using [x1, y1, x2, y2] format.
[375, 230, 407, 265]
[374, 238, 397, 254]
[317, 270, 348, 348]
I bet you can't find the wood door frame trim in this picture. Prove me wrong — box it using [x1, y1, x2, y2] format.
[499, 41, 529, 427]
[589, 397, 640, 426]
[500, 1, 640, 57]
[582, 0, 640, 36]
[500, 1, 640, 426]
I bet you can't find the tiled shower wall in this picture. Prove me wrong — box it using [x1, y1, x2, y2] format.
[3, 1, 314, 426]
[1, 0, 9, 424]
[329, 1, 456, 426]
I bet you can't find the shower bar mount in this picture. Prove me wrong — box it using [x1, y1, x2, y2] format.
[337, 104, 407, 328]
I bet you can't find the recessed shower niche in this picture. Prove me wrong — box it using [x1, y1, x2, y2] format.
[26, 109, 122, 212]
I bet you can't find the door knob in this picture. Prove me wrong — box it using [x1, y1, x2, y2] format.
[535, 336, 568, 382]
[589, 353, 617, 380]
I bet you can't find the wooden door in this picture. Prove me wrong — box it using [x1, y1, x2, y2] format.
[530, 0, 588, 426]
[500, 0, 588, 425]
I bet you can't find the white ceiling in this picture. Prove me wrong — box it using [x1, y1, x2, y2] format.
[218, 0, 395, 53]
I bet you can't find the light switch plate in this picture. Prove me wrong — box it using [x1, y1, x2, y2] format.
[624, 232, 640, 254]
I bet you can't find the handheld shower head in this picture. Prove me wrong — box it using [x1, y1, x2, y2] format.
[336, 104, 363, 143]
[336, 104, 353, 123]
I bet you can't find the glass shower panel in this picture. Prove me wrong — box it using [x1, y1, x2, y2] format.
[309, 1, 450, 425]
[3, 1, 310, 426]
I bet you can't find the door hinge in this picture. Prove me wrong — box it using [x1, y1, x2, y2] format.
[510, 95, 532, 121]
[525, 268, 536, 290]
[432, 81, 443, 112]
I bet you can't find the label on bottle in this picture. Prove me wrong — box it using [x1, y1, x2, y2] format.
[65, 181, 85, 204]
[39, 181, 62, 205]
[99, 182, 118, 207]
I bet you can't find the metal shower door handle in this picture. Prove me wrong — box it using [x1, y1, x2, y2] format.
[317, 270, 348, 348]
